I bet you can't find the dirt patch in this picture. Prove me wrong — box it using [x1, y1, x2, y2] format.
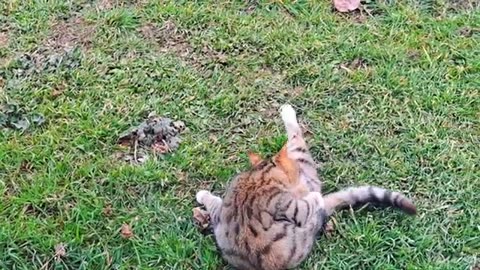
[345, 9, 368, 23]
[54, 243, 67, 262]
[0, 32, 8, 48]
[96, 0, 148, 10]
[6, 15, 93, 77]
[116, 113, 186, 164]
[355, 0, 385, 17]
[448, 0, 479, 11]
[0, 56, 12, 69]
[407, 50, 421, 61]
[102, 204, 113, 217]
[2, 181, 19, 198]
[22, 201, 64, 218]
[46, 16, 95, 52]
[458, 27, 479, 37]
[10, 48, 81, 77]
[428, 0, 479, 15]
[338, 57, 368, 73]
[290, 86, 305, 98]
[244, 0, 259, 14]
[97, 0, 114, 10]
[139, 20, 228, 69]
[19, 160, 35, 173]
[346, 58, 367, 70]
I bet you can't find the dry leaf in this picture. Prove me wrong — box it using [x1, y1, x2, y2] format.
[324, 220, 335, 237]
[51, 89, 63, 98]
[54, 243, 66, 261]
[152, 142, 169, 153]
[121, 223, 133, 239]
[334, 0, 360, 12]
[193, 207, 211, 230]
[208, 134, 218, 143]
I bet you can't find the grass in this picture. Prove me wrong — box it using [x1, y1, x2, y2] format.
[1, 0, 479, 269]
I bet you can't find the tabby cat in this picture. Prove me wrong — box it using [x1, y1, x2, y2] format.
[195, 104, 416, 270]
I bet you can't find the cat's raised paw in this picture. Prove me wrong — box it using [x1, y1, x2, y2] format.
[196, 190, 210, 204]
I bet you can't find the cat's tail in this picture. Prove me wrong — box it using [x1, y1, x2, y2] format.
[323, 186, 417, 216]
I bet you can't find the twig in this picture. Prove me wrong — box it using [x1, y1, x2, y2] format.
[133, 138, 138, 163]
[162, 139, 171, 153]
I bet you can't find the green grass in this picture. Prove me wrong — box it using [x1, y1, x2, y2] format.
[1, 0, 479, 269]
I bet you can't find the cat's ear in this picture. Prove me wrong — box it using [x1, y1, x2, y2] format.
[247, 152, 263, 166]
[275, 144, 298, 183]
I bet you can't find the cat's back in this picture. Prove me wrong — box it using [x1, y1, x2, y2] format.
[213, 162, 301, 270]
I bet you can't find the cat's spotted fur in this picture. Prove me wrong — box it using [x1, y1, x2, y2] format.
[196, 104, 416, 270]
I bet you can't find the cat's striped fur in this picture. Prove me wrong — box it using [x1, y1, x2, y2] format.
[196, 104, 416, 270]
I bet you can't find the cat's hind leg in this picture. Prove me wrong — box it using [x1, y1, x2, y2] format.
[280, 104, 321, 192]
[280, 104, 302, 139]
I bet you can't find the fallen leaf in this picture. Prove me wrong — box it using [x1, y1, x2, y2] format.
[334, 0, 360, 12]
[193, 207, 211, 231]
[324, 220, 335, 237]
[208, 134, 218, 143]
[54, 243, 66, 261]
[152, 142, 169, 153]
[121, 223, 133, 239]
[52, 89, 63, 98]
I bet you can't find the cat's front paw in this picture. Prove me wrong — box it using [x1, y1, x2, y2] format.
[280, 104, 297, 124]
[196, 190, 210, 204]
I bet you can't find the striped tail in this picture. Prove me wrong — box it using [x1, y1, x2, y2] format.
[323, 186, 417, 216]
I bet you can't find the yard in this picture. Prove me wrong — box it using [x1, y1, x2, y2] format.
[0, 1, 479, 269]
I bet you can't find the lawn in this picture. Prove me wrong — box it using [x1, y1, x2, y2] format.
[1, 0, 479, 269]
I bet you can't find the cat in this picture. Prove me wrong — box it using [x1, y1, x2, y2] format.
[195, 104, 416, 270]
